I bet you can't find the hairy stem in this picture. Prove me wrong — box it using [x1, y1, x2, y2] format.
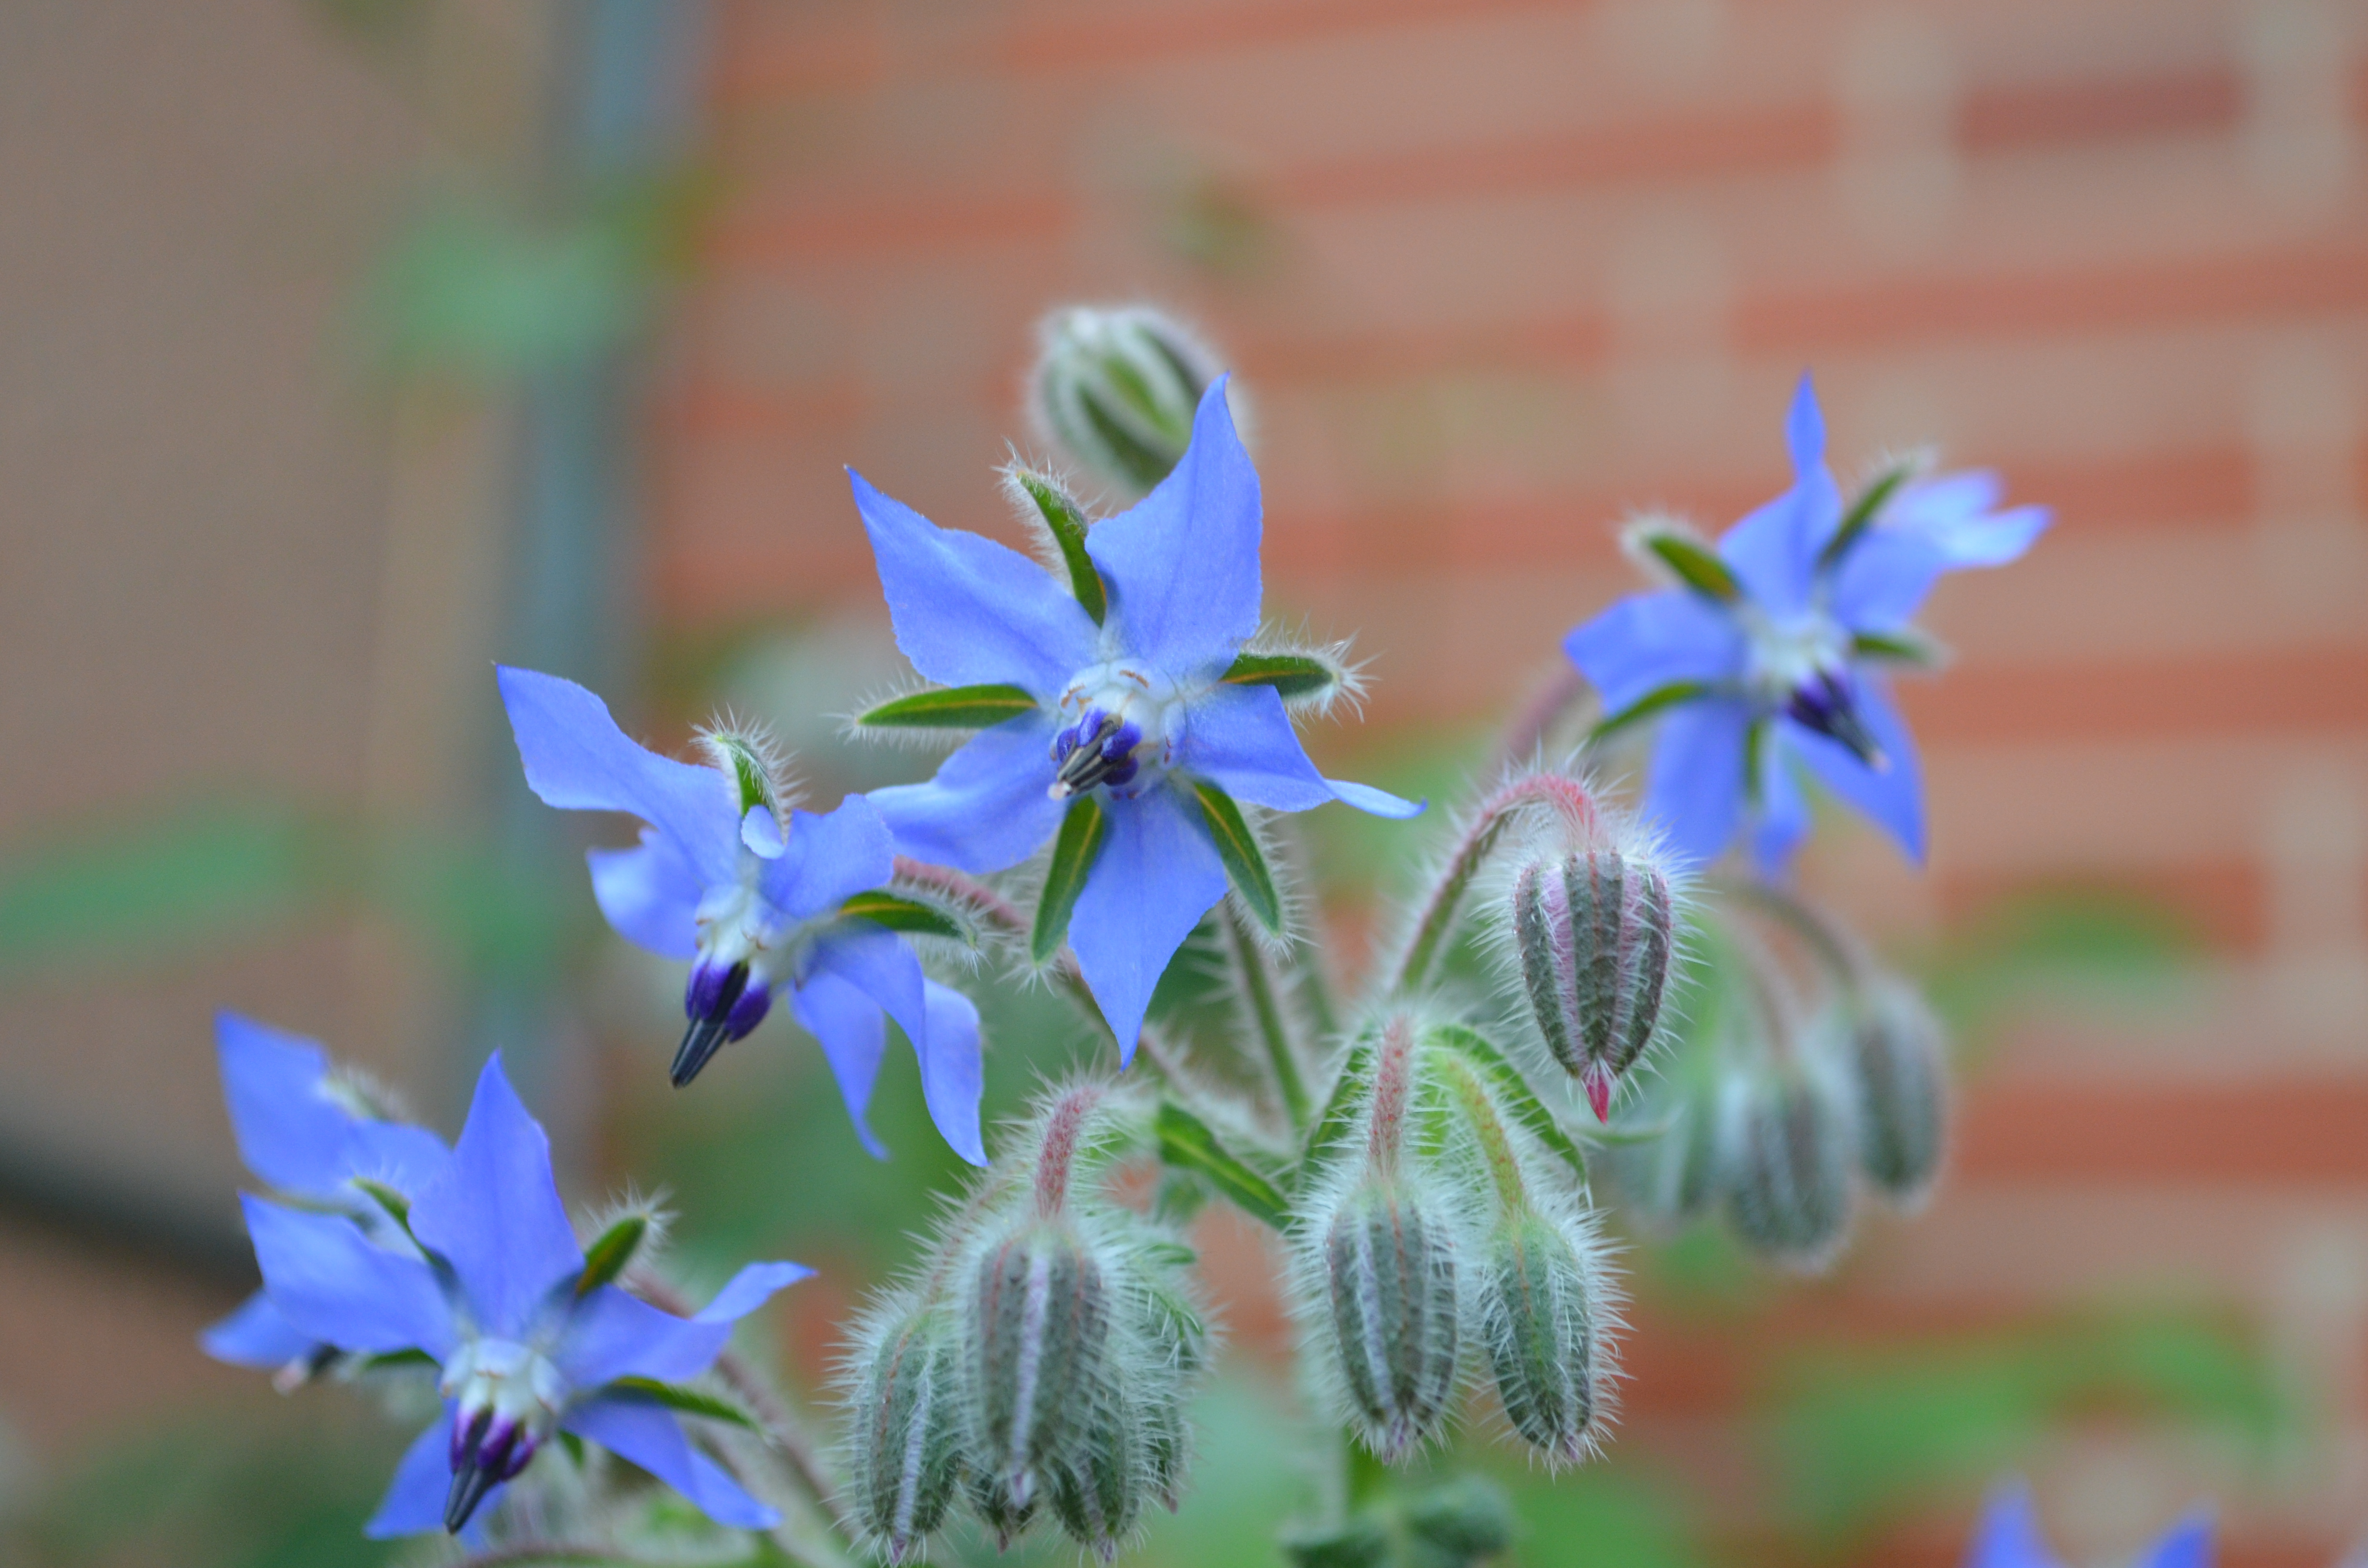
[1225, 902, 1310, 1132]
[1719, 874, 1869, 1000]
[1391, 773, 1603, 997]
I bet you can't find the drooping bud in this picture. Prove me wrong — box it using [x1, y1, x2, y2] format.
[1281, 1515, 1393, 1568]
[1030, 305, 1222, 496]
[1845, 977, 1948, 1207]
[1719, 1056, 1856, 1270]
[1318, 1181, 1463, 1462]
[1478, 1214, 1605, 1466]
[1510, 847, 1677, 1120]
[1048, 1385, 1146, 1559]
[1596, 1075, 1723, 1232]
[439, 1337, 565, 1532]
[845, 1302, 966, 1563]
[1404, 1474, 1519, 1565]
[966, 1221, 1112, 1518]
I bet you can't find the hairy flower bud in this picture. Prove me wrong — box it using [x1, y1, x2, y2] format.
[967, 1221, 1112, 1517]
[845, 1303, 966, 1562]
[1030, 304, 1222, 496]
[1318, 1181, 1463, 1461]
[1719, 1057, 1856, 1270]
[1846, 978, 1949, 1207]
[1510, 848, 1676, 1120]
[1048, 1387, 1146, 1560]
[1405, 1474, 1519, 1565]
[1479, 1214, 1605, 1465]
[1597, 1075, 1722, 1231]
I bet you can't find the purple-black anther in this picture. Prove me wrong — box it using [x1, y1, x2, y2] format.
[686, 958, 748, 1022]
[723, 980, 772, 1041]
[1785, 670, 1883, 767]
[674, 960, 757, 1088]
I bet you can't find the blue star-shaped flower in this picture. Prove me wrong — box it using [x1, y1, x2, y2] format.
[200, 1012, 449, 1374]
[500, 666, 985, 1165]
[1565, 374, 2047, 874]
[243, 1053, 808, 1537]
[1966, 1480, 2211, 1568]
[852, 379, 1422, 1057]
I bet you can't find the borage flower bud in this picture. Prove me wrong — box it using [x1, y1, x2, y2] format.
[845, 1302, 966, 1563]
[1479, 1213, 1607, 1466]
[966, 1221, 1112, 1519]
[1510, 844, 1677, 1120]
[1846, 977, 1949, 1207]
[1048, 1387, 1147, 1560]
[1404, 1474, 1518, 1565]
[1030, 304, 1222, 496]
[1719, 1055, 1857, 1270]
[1317, 1180, 1463, 1461]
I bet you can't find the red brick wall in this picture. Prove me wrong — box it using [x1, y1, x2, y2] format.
[654, 0, 2368, 1559]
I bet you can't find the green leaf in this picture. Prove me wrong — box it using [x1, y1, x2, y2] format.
[838, 890, 971, 943]
[557, 1429, 587, 1469]
[1588, 680, 1712, 746]
[1221, 650, 1341, 702]
[1011, 468, 1108, 624]
[574, 1213, 648, 1299]
[1819, 459, 1916, 570]
[1632, 524, 1740, 601]
[1032, 794, 1109, 963]
[349, 1178, 412, 1232]
[1155, 1101, 1289, 1230]
[857, 683, 1039, 730]
[358, 1348, 436, 1373]
[1191, 780, 1282, 934]
[605, 1376, 761, 1432]
[1850, 627, 1945, 667]
[1298, 1034, 1374, 1181]
[1422, 1024, 1589, 1181]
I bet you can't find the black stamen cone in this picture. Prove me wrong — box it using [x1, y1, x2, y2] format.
[444, 1460, 502, 1533]
[672, 962, 750, 1087]
[1788, 672, 1887, 770]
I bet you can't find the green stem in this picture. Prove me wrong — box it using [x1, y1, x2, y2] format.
[1226, 903, 1310, 1132]
[1433, 1052, 1530, 1217]
[1392, 773, 1602, 997]
[1719, 874, 1869, 1000]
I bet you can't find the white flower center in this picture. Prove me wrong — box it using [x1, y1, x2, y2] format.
[1048, 661, 1183, 801]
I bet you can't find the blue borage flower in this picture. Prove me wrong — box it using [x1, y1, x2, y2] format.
[242, 1053, 808, 1537]
[499, 666, 985, 1165]
[1565, 374, 2047, 875]
[851, 379, 1422, 1059]
[200, 1012, 449, 1378]
[1966, 1479, 2211, 1568]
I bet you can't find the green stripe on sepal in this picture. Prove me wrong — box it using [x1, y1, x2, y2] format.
[858, 683, 1039, 729]
[1154, 1100, 1289, 1229]
[350, 1177, 412, 1233]
[1422, 1023, 1589, 1182]
[1033, 794, 1109, 964]
[1630, 523, 1741, 602]
[1587, 679, 1713, 745]
[605, 1375, 762, 1431]
[1297, 1031, 1375, 1185]
[1222, 650, 1341, 702]
[1851, 626, 1945, 667]
[359, 1348, 435, 1372]
[839, 889, 972, 943]
[1190, 779, 1282, 934]
[574, 1213, 649, 1299]
[1820, 458, 1917, 570]
[1011, 468, 1108, 624]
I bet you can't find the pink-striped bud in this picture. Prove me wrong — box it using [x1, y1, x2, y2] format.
[1510, 848, 1676, 1120]
[966, 1222, 1111, 1519]
[1846, 977, 1948, 1207]
[1318, 1181, 1463, 1461]
[1719, 1057, 1856, 1270]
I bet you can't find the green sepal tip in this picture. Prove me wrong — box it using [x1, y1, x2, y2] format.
[1032, 794, 1110, 963]
[1191, 779, 1282, 934]
[1630, 522, 1741, 602]
[1221, 650, 1344, 703]
[605, 1374, 762, 1431]
[839, 889, 973, 944]
[574, 1213, 649, 1299]
[1011, 468, 1109, 624]
[1588, 679, 1712, 745]
[857, 683, 1039, 730]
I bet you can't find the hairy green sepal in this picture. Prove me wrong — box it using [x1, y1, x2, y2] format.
[1820, 458, 1917, 569]
[1633, 524, 1741, 602]
[1012, 469, 1108, 624]
[1588, 679, 1712, 745]
[1033, 794, 1109, 963]
[839, 889, 971, 943]
[605, 1375, 761, 1431]
[1222, 650, 1344, 704]
[575, 1213, 649, 1299]
[1423, 1024, 1589, 1182]
[1191, 780, 1282, 934]
[858, 684, 1039, 730]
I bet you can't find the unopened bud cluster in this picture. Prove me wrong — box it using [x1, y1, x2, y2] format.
[1029, 305, 1224, 497]
[1290, 1019, 1618, 1469]
[839, 1084, 1211, 1563]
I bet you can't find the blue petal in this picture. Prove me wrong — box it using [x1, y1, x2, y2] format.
[1963, 1481, 2062, 1568]
[741, 804, 787, 858]
[586, 830, 703, 961]
[556, 1261, 810, 1389]
[1788, 675, 1925, 864]
[499, 666, 742, 888]
[565, 1395, 780, 1530]
[1786, 369, 1826, 474]
[1640, 698, 1753, 867]
[2138, 1513, 2214, 1568]
[200, 1290, 318, 1369]
[1324, 777, 1426, 818]
[1179, 684, 1421, 818]
[1084, 379, 1262, 678]
[216, 1013, 349, 1195]
[364, 1409, 469, 1539]
[919, 980, 987, 1166]
[241, 1196, 452, 1356]
[1069, 786, 1229, 1065]
[1829, 472, 2048, 628]
[789, 966, 889, 1159]
[1751, 732, 1813, 878]
[867, 712, 1067, 875]
[1826, 529, 1950, 628]
[1718, 376, 1843, 615]
[851, 469, 1100, 700]
[1563, 590, 1747, 713]
[406, 1054, 584, 1339]
[762, 794, 897, 922]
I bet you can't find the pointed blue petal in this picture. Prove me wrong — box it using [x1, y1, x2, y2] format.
[1892, 472, 2052, 567]
[1826, 529, 1950, 628]
[789, 966, 889, 1159]
[740, 804, 786, 858]
[1719, 376, 1843, 615]
[1751, 731, 1813, 878]
[1563, 589, 1747, 713]
[762, 795, 897, 922]
[586, 831, 703, 961]
[564, 1396, 780, 1530]
[1324, 777, 1426, 818]
[407, 1054, 583, 1339]
[1641, 697, 1753, 867]
[1788, 675, 1925, 864]
[1786, 371, 1825, 474]
[851, 469, 1100, 700]
[498, 666, 741, 888]
[344, 1120, 449, 1198]
[867, 713, 1067, 875]
[364, 1409, 464, 1539]
[217, 1013, 349, 1196]
[919, 980, 987, 1166]
[556, 1262, 810, 1389]
[200, 1290, 318, 1369]
[1963, 1481, 2063, 1568]
[1069, 787, 1228, 1065]
[1178, 684, 1423, 819]
[2139, 1513, 2214, 1568]
[1084, 379, 1262, 678]
[241, 1195, 452, 1356]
